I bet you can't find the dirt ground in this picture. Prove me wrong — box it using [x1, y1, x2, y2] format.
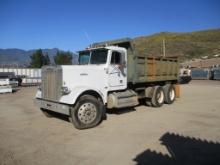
[0, 80, 220, 165]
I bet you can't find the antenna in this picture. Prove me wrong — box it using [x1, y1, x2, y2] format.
[83, 30, 91, 43]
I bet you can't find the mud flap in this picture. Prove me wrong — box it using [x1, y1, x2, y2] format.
[175, 84, 180, 98]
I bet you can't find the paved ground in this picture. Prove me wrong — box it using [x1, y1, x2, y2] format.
[0, 80, 220, 165]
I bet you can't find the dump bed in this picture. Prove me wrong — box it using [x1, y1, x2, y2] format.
[92, 38, 179, 84]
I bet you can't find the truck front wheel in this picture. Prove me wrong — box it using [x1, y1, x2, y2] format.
[70, 95, 103, 129]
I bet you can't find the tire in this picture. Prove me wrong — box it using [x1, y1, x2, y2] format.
[151, 86, 165, 107]
[145, 98, 152, 106]
[70, 95, 104, 129]
[17, 78, 22, 86]
[163, 84, 176, 104]
[40, 108, 53, 118]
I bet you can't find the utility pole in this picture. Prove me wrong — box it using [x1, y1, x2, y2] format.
[163, 38, 166, 57]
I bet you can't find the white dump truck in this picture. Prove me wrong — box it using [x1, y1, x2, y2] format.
[35, 38, 179, 129]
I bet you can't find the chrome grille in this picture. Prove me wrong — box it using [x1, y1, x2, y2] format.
[42, 66, 62, 101]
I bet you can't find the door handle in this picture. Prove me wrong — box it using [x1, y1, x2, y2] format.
[80, 73, 88, 76]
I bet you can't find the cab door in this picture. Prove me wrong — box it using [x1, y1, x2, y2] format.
[108, 50, 127, 90]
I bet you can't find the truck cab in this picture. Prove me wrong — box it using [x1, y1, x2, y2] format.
[78, 46, 127, 90]
[35, 46, 138, 129]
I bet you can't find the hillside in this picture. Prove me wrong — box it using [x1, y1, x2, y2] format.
[133, 29, 220, 60]
[1, 29, 220, 65]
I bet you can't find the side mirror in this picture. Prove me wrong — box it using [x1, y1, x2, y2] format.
[122, 61, 127, 68]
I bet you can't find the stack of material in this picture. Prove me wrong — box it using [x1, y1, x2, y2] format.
[191, 68, 211, 80]
[0, 75, 18, 94]
[0, 69, 41, 86]
[0, 86, 12, 93]
[0, 79, 12, 94]
[212, 67, 220, 80]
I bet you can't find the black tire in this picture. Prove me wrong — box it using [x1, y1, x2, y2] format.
[145, 98, 152, 106]
[40, 108, 53, 118]
[151, 86, 165, 107]
[70, 95, 104, 129]
[163, 84, 176, 104]
[17, 78, 22, 86]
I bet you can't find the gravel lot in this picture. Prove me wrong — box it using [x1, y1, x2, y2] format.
[0, 80, 220, 165]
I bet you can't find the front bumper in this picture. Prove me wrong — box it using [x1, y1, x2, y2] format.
[34, 99, 70, 115]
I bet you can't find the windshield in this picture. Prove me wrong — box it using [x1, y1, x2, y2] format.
[90, 49, 108, 64]
[79, 51, 90, 65]
[79, 49, 108, 65]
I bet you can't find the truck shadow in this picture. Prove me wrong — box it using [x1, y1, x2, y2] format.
[44, 108, 136, 123]
[106, 107, 136, 115]
[133, 132, 220, 165]
[43, 110, 70, 122]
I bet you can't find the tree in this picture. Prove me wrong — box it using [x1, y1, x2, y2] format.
[54, 51, 72, 65]
[29, 49, 44, 68]
[29, 49, 50, 68]
[43, 53, 50, 65]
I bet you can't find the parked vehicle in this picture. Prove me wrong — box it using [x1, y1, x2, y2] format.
[35, 38, 179, 129]
[178, 68, 192, 84]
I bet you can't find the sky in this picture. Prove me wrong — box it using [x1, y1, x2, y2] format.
[0, 0, 220, 52]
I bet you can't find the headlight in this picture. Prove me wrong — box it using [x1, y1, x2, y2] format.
[61, 86, 71, 95]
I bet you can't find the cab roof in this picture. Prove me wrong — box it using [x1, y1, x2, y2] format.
[78, 46, 126, 54]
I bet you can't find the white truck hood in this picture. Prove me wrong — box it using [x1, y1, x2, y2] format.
[61, 65, 108, 89]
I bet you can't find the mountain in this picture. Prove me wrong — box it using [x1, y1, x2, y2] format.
[0, 48, 78, 65]
[0, 49, 28, 64]
[133, 29, 220, 61]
